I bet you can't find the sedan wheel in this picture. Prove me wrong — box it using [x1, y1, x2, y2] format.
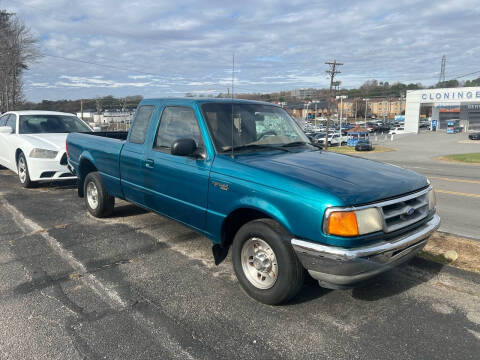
[18, 157, 27, 183]
[17, 153, 35, 188]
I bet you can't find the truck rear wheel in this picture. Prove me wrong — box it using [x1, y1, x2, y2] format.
[232, 219, 304, 305]
[84, 172, 115, 217]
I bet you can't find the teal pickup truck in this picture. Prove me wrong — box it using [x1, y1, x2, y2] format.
[67, 98, 440, 305]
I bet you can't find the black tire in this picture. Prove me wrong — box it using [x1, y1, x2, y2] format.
[232, 219, 304, 305]
[83, 171, 115, 217]
[17, 153, 36, 188]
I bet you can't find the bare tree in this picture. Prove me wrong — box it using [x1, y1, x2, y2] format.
[0, 10, 40, 112]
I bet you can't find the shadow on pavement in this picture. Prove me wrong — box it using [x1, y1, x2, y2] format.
[350, 259, 444, 301]
[35, 179, 78, 190]
[285, 273, 332, 305]
[287, 258, 445, 305]
[111, 203, 149, 218]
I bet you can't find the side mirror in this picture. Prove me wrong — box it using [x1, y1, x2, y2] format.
[0, 126, 13, 134]
[171, 138, 197, 157]
[93, 126, 102, 132]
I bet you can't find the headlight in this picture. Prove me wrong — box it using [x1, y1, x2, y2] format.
[29, 148, 58, 159]
[428, 189, 436, 211]
[324, 207, 383, 236]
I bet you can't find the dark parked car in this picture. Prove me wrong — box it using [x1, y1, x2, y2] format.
[355, 139, 373, 151]
[469, 132, 480, 140]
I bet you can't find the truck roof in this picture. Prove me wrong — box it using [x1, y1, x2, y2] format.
[141, 97, 280, 107]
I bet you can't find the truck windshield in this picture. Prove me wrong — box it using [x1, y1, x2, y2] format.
[201, 103, 309, 152]
[19, 115, 91, 134]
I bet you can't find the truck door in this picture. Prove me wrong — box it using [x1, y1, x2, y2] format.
[119, 105, 157, 205]
[142, 105, 211, 232]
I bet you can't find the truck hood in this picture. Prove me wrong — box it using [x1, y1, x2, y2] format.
[233, 150, 428, 205]
[21, 133, 67, 151]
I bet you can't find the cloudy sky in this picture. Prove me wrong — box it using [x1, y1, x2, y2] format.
[4, 0, 480, 101]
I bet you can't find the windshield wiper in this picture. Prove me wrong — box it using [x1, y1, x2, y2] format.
[282, 141, 309, 147]
[223, 144, 292, 153]
[282, 141, 322, 150]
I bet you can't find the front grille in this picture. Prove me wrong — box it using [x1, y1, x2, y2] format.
[380, 190, 429, 233]
[40, 171, 56, 178]
[60, 153, 68, 165]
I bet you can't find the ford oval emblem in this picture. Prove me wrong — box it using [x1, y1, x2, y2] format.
[405, 207, 415, 216]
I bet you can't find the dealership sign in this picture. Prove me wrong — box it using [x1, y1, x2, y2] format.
[420, 89, 480, 102]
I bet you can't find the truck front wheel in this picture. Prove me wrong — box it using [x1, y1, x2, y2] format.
[232, 219, 304, 305]
[84, 172, 115, 217]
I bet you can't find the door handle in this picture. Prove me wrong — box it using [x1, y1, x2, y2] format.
[144, 158, 155, 169]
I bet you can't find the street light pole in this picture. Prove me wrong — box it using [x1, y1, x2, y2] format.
[363, 98, 369, 128]
[336, 95, 347, 139]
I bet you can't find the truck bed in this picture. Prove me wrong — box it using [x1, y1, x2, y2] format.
[67, 131, 128, 198]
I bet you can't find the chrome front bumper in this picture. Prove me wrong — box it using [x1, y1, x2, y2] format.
[291, 214, 441, 288]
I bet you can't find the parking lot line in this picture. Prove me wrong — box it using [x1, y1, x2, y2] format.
[435, 189, 480, 199]
[429, 176, 480, 185]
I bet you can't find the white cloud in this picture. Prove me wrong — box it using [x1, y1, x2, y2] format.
[7, 0, 480, 101]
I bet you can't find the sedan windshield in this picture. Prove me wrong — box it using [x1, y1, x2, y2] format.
[201, 103, 309, 152]
[19, 115, 91, 134]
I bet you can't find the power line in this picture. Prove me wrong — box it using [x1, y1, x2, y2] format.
[448, 69, 480, 80]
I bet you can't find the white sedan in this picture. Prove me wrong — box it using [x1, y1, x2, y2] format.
[0, 110, 92, 187]
[388, 126, 407, 135]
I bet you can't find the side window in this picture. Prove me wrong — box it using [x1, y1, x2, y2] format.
[0, 114, 8, 126]
[5, 115, 16, 133]
[129, 105, 155, 144]
[154, 107, 203, 150]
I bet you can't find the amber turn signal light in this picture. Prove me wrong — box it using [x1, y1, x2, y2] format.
[327, 211, 359, 236]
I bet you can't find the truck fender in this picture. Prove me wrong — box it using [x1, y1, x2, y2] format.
[213, 198, 293, 265]
[77, 151, 97, 197]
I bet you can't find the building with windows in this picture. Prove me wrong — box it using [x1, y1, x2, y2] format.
[368, 98, 406, 119]
[336, 101, 355, 118]
[287, 101, 329, 119]
[289, 88, 317, 99]
[335, 98, 405, 119]
[405, 87, 480, 132]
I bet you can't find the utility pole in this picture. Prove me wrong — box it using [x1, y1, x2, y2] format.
[80, 99, 83, 120]
[325, 60, 343, 150]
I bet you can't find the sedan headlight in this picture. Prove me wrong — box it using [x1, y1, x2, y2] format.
[29, 148, 58, 159]
[324, 207, 383, 236]
[428, 189, 436, 211]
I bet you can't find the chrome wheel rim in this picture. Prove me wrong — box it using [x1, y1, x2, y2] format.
[18, 157, 26, 183]
[86, 181, 99, 209]
[241, 237, 278, 289]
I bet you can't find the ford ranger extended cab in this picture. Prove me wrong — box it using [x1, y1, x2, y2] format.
[67, 98, 440, 305]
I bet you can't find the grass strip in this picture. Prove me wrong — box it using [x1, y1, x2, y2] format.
[439, 153, 480, 164]
[419, 231, 480, 273]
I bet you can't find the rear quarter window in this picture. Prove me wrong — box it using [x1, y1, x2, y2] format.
[129, 105, 155, 144]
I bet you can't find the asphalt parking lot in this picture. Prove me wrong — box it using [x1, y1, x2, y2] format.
[362, 131, 480, 240]
[1, 167, 479, 359]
